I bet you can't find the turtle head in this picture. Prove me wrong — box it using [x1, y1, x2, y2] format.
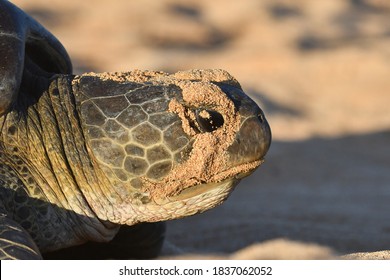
[74, 69, 271, 224]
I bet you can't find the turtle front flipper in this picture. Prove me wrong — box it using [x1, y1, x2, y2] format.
[0, 214, 42, 259]
[0, 0, 72, 116]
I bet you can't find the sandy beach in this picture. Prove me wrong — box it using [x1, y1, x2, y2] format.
[13, 0, 390, 259]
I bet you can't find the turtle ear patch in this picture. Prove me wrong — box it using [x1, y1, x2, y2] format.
[195, 109, 224, 133]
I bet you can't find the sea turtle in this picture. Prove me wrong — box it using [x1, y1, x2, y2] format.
[0, 1, 271, 259]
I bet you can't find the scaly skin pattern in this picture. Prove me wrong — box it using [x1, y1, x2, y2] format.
[0, 69, 271, 259]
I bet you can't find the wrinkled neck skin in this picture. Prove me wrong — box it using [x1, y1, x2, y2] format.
[0, 73, 126, 246]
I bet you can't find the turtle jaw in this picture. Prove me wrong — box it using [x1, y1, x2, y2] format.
[168, 177, 239, 202]
[129, 159, 263, 224]
[168, 158, 263, 203]
[129, 177, 241, 224]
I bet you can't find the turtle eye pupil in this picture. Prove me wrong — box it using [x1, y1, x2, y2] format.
[195, 109, 224, 133]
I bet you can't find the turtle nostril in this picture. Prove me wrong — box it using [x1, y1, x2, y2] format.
[195, 109, 224, 133]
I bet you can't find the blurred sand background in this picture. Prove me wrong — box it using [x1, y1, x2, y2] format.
[12, 0, 390, 259]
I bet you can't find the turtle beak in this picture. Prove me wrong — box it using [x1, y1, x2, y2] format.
[219, 84, 271, 168]
[226, 111, 271, 169]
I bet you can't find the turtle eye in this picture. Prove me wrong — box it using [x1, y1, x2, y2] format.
[195, 109, 224, 132]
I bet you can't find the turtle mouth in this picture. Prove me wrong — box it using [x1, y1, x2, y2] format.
[168, 177, 239, 202]
[133, 159, 265, 223]
[167, 159, 263, 202]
